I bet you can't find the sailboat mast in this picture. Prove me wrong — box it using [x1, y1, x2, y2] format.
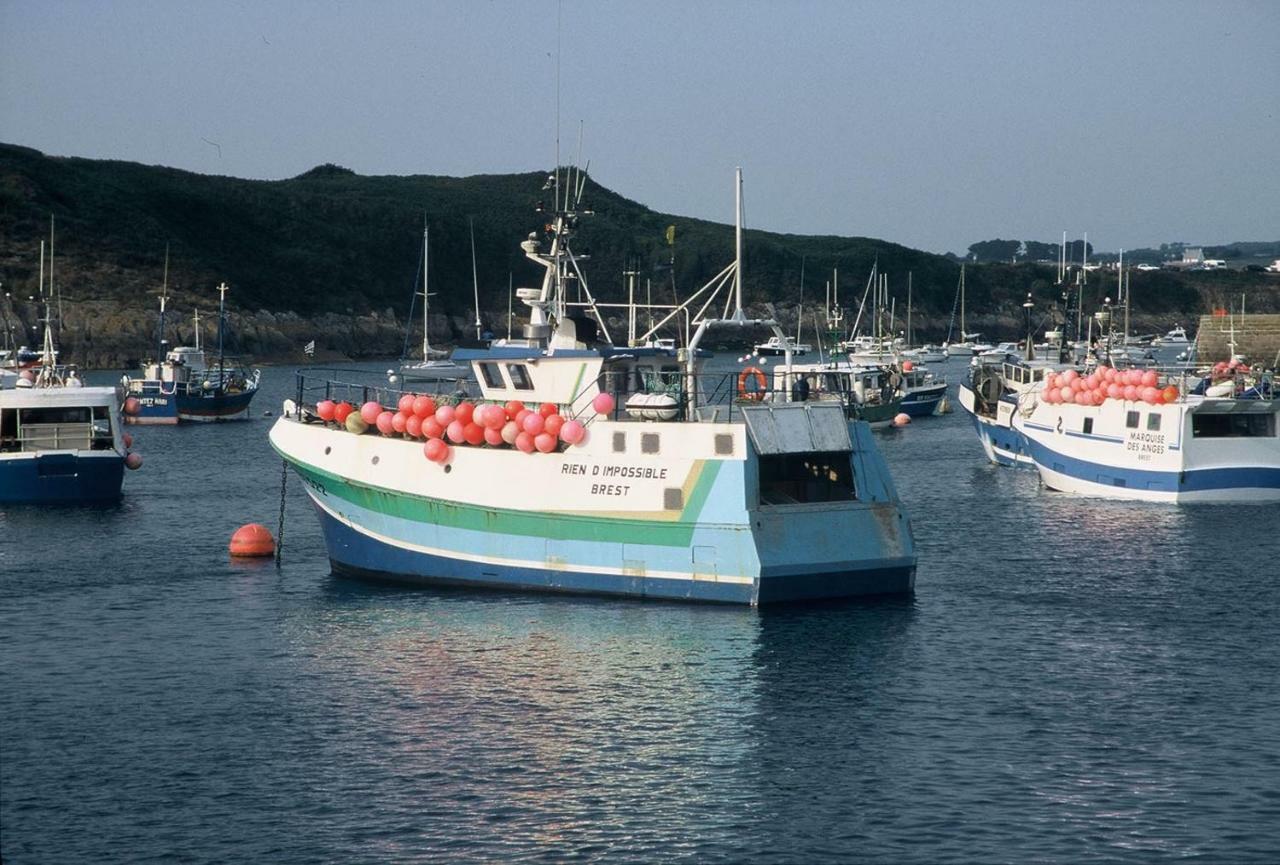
[216, 282, 228, 384]
[960, 264, 966, 339]
[796, 256, 805, 343]
[732, 167, 743, 317]
[907, 272, 912, 348]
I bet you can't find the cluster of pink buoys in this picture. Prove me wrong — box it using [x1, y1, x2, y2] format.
[1211, 359, 1251, 381]
[1041, 366, 1179, 407]
[314, 392, 616, 464]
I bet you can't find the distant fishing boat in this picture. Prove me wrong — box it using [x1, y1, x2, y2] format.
[771, 360, 906, 427]
[270, 168, 916, 604]
[394, 222, 469, 384]
[2, 235, 135, 503]
[123, 279, 260, 423]
[753, 334, 811, 356]
[895, 361, 948, 418]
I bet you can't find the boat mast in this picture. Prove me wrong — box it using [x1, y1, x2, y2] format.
[216, 281, 229, 387]
[906, 271, 912, 348]
[796, 256, 805, 344]
[422, 221, 431, 360]
[960, 264, 966, 340]
[158, 244, 169, 360]
[193, 308, 201, 353]
[470, 217, 482, 341]
[732, 167, 744, 319]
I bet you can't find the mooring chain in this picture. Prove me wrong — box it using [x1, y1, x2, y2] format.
[275, 457, 288, 568]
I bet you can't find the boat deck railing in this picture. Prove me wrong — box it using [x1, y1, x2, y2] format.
[290, 367, 830, 426]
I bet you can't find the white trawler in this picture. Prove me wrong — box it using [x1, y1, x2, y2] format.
[269, 169, 917, 604]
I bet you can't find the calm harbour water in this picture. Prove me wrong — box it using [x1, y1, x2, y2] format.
[3, 357, 1279, 863]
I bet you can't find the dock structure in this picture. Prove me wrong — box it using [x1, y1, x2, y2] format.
[1195, 313, 1280, 366]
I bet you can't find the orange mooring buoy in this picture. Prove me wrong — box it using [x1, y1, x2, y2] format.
[229, 523, 275, 558]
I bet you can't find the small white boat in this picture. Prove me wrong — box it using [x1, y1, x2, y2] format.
[753, 334, 810, 356]
[1152, 325, 1191, 347]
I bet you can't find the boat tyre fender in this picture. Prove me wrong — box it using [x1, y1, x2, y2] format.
[737, 366, 767, 401]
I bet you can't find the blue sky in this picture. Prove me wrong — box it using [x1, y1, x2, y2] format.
[2, 0, 1276, 253]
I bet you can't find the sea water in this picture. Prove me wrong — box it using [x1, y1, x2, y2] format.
[2, 358, 1278, 863]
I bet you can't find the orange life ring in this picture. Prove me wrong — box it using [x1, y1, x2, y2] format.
[737, 366, 767, 401]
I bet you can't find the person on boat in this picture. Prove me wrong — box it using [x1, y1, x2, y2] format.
[791, 376, 811, 402]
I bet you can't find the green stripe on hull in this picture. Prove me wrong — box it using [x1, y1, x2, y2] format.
[285, 456, 727, 547]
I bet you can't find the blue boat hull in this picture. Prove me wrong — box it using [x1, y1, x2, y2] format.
[313, 501, 914, 605]
[176, 389, 257, 422]
[0, 453, 124, 504]
[901, 385, 946, 417]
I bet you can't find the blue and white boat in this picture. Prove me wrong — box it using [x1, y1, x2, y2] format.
[1013, 381, 1280, 503]
[896, 362, 947, 417]
[123, 282, 260, 424]
[1, 242, 132, 504]
[269, 169, 917, 604]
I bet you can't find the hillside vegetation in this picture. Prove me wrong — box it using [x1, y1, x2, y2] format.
[1, 143, 1276, 364]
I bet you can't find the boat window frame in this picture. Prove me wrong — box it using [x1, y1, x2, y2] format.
[505, 363, 534, 391]
[1125, 410, 1140, 429]
[1146, 413, 1162, 432]
[478, 362, 504, 389]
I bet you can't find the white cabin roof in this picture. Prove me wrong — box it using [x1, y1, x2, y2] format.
[0, 385, 119, 409]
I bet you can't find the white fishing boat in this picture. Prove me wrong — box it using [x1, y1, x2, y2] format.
[394, 223, 470, 384]
[270, 168, 917, 604]
[1013, 368, 1280, 502]
[902, 344, 947, 364]
[2, 237, 137, 503]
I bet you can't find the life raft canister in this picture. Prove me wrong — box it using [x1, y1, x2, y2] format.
[737, 366, 767, 401]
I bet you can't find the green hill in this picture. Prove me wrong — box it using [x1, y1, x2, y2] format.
[1, 142, 1276, 364]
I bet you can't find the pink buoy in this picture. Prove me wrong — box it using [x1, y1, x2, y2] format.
[123, 433, 134, 448]
[484, 427, 505, 446]
[501, 421, 520, 445]
[514, 408, 533, 427]
[424, 438, 448, 462]
[455, 402, 475, 426]
[1062, 369, 1078, 384]
[539, 402, 558, 418]
[1059, 386, 1073, 402]
[1107, 383, 1123, 399]
[592, 392, 616, 415]
[406, 415, 424, 439]
[893, 413, 911, 426]
[123, 397, 141, 416]
[316, 400, 336, 421]
[1141, 370, 1158, 388]
[1141, 386, 1159, 404]
[560, 419, 585, 445]
[392, 412, 409, 434]
[124, 452, 143, 470]
[333, 402, 354, 423]
[902, 360, 914, 372]
[413, 395, 436, 418]
[398, 394, 416, 414]
[447, 420, 466, 443]
[534, 432, 557, 452]
[544, 414, 565, 437]
[423, 418, 444, 439]
[1123, 385, 1138, 401]
[375, 411, 396, 435]
[463, 422, 485, 446]
[522, 412, 545, 436]
[505, 400, 526, 419]
[484, 404, 507, 429]
[515, 431, 536, 453]
[360, 401, 382, 425]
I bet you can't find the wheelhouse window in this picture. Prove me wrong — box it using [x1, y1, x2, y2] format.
[1125, 410, 1140, 429]
[1192, 412, 1277, 438]
[1146, 413, 1161, 431]
[506, 364, 533, 390]
[758, 451, 856, 505]
[478, 362, 504, 389]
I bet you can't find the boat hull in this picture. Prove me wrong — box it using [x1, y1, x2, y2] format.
[123, 381, 179, 425]
[176, 389, 257, 422]
[272, 415, 915, 606]
[900, 384, 947, 417]
[0, 451, 124, 504]
[957, 384, 1032, 467]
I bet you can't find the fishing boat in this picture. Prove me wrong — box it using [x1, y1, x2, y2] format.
[770, 361, 906, 427]
[1012, 368, 1280, 502]
[123, 282, 260, 423]
[393, 222, 469, 384]
[895, 361, 948, 417]
[1153, 325, 1191, 347]
[270, 169, 916, 604]
[2, 239, 135, 503]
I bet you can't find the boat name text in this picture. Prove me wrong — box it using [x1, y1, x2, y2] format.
[562, 463, 669, 480]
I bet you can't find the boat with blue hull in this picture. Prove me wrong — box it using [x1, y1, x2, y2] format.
[897, 363, 947, 417]
[1013, 382, 1280, 503]
[958, 354, 1064, 467]
[2, 237, 133, 504]
[271, 169, 916, 605]
[123, 282, 260, 424]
